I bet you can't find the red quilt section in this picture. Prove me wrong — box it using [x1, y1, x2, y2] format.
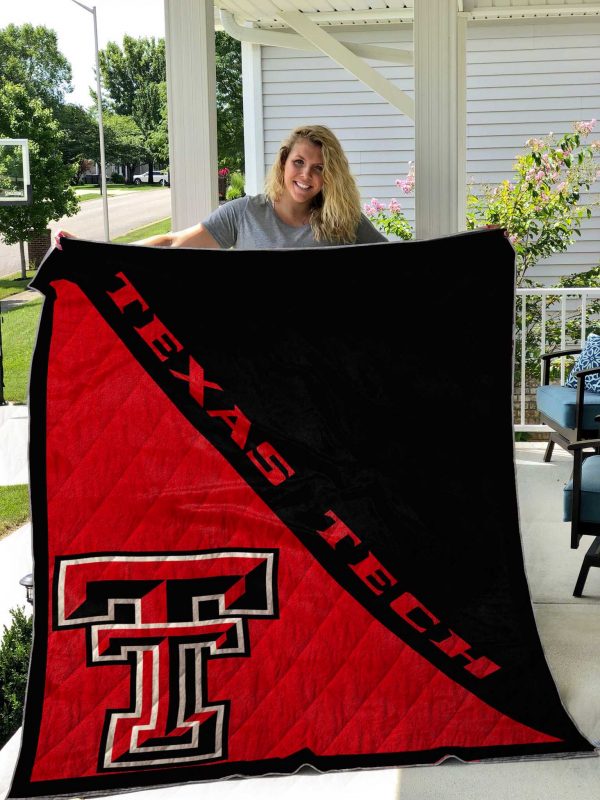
[32, 280, 558, 782]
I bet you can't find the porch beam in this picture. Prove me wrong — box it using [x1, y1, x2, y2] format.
[466, 4, 600, 20]
[414, 1, 466, 238]
[164, 0, 218, 229]
[221, 11, 413, 65]
[277, 11, 415, 119]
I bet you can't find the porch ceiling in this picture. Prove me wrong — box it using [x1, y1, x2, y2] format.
[214, 0, 414, 29]
[214, 0, 600, 29]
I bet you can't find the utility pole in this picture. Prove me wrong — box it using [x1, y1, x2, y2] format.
[70, 1, 110, 241]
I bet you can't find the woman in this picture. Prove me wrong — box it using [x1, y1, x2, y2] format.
[57, 125, 387, 250]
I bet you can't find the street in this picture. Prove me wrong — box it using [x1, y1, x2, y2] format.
[0, 188, 172, 277]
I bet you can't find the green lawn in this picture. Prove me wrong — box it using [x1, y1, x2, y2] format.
[0, 299, 43, 403]
[76, 192, 109, 202]
[0, 271, 36, 300]
[75, 183, 169, 202]
[112, 217, 171, 244]
[105, 183, 169, 192]
[0, 485, 30, 539]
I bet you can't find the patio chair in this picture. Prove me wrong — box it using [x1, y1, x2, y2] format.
[563, 438, 600, 597]
[536, 348, 600, 462]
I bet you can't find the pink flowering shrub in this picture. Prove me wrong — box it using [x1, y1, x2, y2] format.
[394, 163, 415, 195]
[466, 120, 600, 286]
[364, 162, 414, 240]
[366, 125, 599, 285]
[218, 167, 230, 177]
[465, 120, 600, 382]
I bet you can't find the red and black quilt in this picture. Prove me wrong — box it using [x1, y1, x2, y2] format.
[9, 230, 595, 797]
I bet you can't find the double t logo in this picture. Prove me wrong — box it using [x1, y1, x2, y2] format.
[53, 551, 278, 770]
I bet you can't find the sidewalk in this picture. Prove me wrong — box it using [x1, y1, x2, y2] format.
[1, 288, 41, 310]
[0, 402, 31, 630]
[0, 522, 31, 631]
[0, 404, 28, 486]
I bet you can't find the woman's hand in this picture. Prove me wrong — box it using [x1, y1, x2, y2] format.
[484, 224, 509, 236]
[54, 230, 76, 250]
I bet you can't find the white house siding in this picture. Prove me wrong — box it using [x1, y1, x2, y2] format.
[260, 26, 416, 224]
[257, 18, 599, 284]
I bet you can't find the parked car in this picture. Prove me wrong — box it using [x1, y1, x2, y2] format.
[133, 170, 169, 186]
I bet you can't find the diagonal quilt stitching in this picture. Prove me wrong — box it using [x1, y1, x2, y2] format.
[226, 586, 355, 743]
[274, 616, 405, 754]
[32, 670, 133, 769]
[43, 293, 100, 430]
[45, 351, 151, 505]
[45, 296, 128, 441]
[344, 660, 452, 754]
[477, 699, 559, 746]
[206, 555, 335, 703]
[226, 593, 399, 757]
[48, 414, 191, 554]
[377, 670, 477, 752]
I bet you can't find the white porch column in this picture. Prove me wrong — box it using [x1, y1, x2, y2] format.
[414, 1, 466, 239]
[241, 40, 265, 196]
[164, 0, 218, 230]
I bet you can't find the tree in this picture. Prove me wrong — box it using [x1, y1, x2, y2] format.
[0, 146, 24, 197]
[216, 31, 244, 172]
[97, 32, 245, 177]
[0, 24, 91, 187]
[0, 23, 72, 111]
[98, 36, 166, 179]
[98, 36, 166, 115]
[55, 104, 99, 183]
[102, 114, 146, 183]
[0, 82, 78, 272]
[146, 83, 169, 166]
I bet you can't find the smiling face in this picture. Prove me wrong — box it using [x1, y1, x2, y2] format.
[282, 139, 324, 207]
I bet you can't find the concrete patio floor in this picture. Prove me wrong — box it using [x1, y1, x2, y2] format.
[0, 404, 598, 799]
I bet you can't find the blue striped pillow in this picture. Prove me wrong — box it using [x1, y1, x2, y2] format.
[565, 333, 600, 392]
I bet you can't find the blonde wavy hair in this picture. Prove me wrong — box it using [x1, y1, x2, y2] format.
[264, 124, 362, 244]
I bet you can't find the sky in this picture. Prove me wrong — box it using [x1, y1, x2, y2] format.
[0, 0, 165, 106]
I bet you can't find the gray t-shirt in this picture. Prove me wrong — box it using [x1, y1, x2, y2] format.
[202, 194, 388, 249]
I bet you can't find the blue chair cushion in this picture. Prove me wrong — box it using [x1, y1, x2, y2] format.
[537, 384, 600, 430]
[565, 333, 600, 392]
[564, 454, 600, 521]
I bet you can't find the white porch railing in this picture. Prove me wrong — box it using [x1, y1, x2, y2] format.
[514, 287, 600, 432]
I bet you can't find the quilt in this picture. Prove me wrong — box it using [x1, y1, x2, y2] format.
[9, 229, 595, 798]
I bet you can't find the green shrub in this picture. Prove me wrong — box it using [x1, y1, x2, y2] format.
[0, 606, 32, 748]
[225, 171, 245, 201]
[110, 172, 125, 184]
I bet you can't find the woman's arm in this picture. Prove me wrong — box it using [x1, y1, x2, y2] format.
[54, 222, 222, 250]
[135, 222, 221, 248]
